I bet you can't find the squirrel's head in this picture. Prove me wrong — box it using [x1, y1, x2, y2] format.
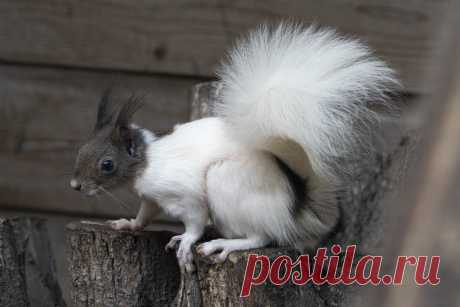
[70, 90, 148, 196]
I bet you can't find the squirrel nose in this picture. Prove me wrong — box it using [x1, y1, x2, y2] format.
[70, 179, 81, 191]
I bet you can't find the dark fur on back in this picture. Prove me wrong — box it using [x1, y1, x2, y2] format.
[273, 156, 308, 217]
[274, 155, 339, 226]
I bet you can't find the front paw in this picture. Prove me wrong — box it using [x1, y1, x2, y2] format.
[196, 239, 230, 263]
[177, 245, 195, 273]
[165, 234, 183, 251]
[108, 218, 142, 231]
[165, 234, 197, 273]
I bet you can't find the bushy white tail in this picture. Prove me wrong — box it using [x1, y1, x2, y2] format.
[215, 23, 400, 183]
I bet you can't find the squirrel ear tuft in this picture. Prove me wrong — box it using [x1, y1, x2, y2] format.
[111, 94, 145, 152]
[94, 87, 116, 131]
[114, 94, 145, 130]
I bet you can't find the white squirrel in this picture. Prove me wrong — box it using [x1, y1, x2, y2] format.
[70, 24, 399, 272]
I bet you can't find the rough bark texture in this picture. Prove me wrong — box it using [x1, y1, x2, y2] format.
[66, 222, 180, 307]
[173, 266, 203, 307]
[195, 248, 326, 307]
[189, 82, 223, 121]
[171, 81, 407, 307]
[0, 217, 66, 307]
[14, 218, 67, 307]
[0, 218, 29, 307]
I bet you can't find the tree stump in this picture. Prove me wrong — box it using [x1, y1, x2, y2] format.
[189, 82, 223, 121]
[0, 217, 67, 307]
[66, 222, 180, 307]
[0, 218, 29, 307]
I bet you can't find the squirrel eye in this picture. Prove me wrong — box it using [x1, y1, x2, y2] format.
[101, 159, 115, 173]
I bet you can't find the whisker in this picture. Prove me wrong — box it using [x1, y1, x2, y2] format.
[98, 186, 132, 214]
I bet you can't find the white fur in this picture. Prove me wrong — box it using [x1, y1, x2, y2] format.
[216, 23, 400, 181]
[112, 24, 399, 270]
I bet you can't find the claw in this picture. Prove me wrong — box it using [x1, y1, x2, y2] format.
[195, 239, 234, 263]
[165, 234, 182, 251]
[196, 245, 204, 256]
[185, 262, 195, 273]
[166, 233, 198, 272]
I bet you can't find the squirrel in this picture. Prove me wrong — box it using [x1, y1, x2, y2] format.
[70, 23, 399, 272]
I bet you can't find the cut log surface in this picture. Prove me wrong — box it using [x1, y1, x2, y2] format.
[66, 222, 180, 307]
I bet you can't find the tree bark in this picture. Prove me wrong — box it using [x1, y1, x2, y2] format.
[13, 218, 67, 307]
[66, 221, 180, 307]
[194, 248, 326, 307]
[0, 218, 29, 307]
[189, 82, 223, 121]
[0, 217, 67, 307]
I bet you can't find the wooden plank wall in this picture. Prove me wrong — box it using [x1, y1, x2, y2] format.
[0, 0, 452, 218]
[0, 0, 452, 93]
[0, 66, 198, 218]
[376, 4, 459, 306]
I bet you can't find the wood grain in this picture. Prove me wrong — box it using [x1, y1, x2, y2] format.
[0, 218, 29, 307]
[0, 0, 452, 94]
[66, 222, 180, 307]
[7, 218, 66, 307]
[0, 64, 198, 218]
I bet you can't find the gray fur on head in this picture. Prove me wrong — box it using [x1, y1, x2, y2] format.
[71, 89, 147, 196]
